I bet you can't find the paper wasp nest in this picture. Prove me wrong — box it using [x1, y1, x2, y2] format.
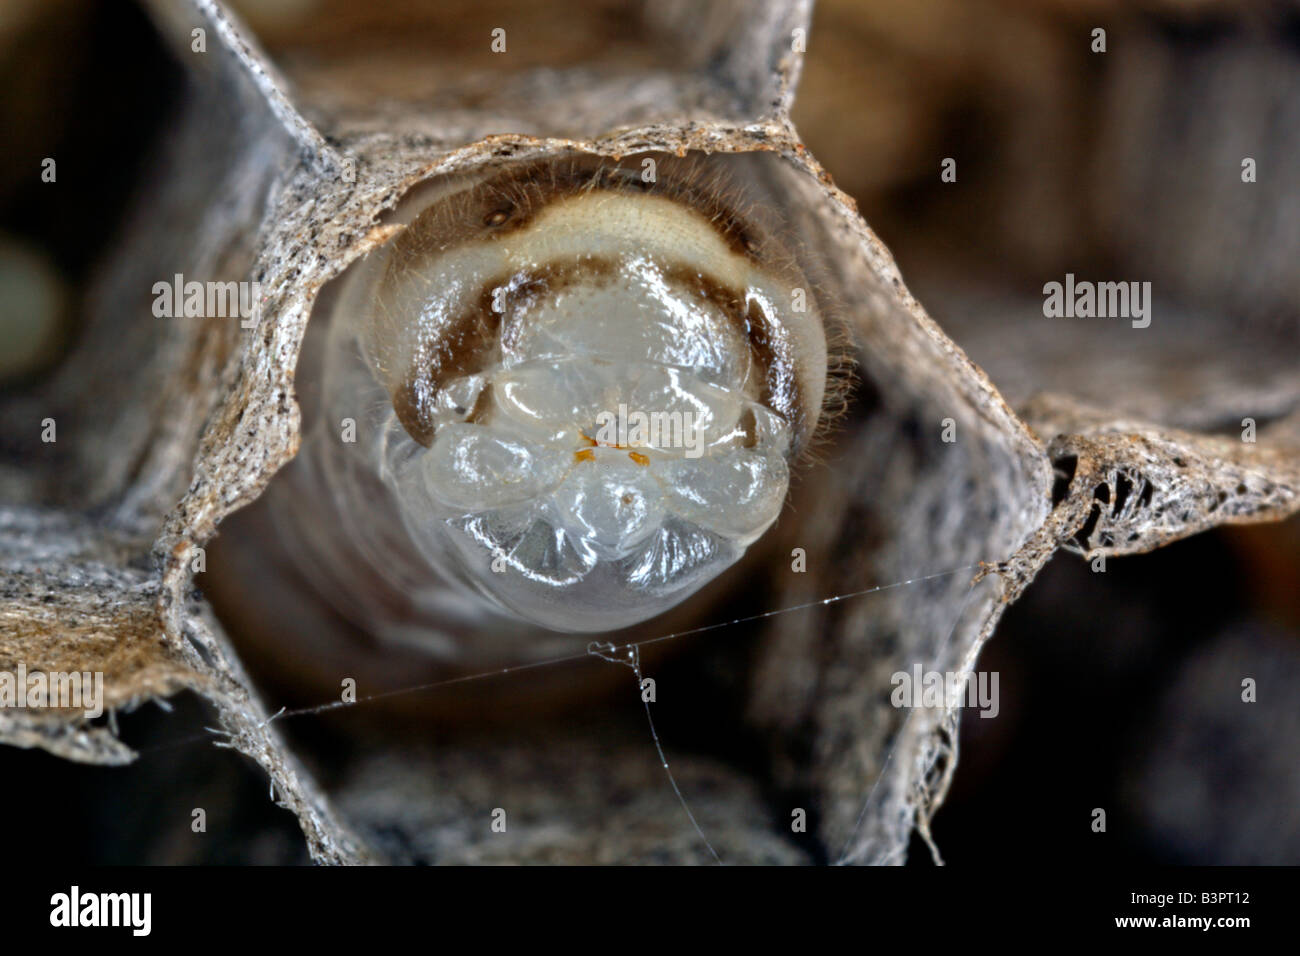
[0, 0, 1297, 864]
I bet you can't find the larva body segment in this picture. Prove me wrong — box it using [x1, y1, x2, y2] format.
[305, 152, 834, 636]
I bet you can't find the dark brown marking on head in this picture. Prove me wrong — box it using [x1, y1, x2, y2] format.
[390, 259, 618, 446]
[392, 377, 437, 448]
[742, 297, 808, 449]
[465, 382, 494, 425]
[736, 406, 758, 449]
[661, 264, 810, 452]
[389, 305, 502, 447]
[392, 256, 814, 455]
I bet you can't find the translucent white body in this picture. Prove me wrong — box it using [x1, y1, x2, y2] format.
[318, 158, 828, 634]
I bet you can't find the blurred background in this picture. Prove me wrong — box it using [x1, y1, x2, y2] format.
[0, 0, 1297, 864]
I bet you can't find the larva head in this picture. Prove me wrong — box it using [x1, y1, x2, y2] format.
[329, 153, 834, 632]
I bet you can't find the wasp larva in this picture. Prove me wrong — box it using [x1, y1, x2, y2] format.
[282, 152, 839, 644]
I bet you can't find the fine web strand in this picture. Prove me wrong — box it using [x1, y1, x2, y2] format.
[589, 640, 722, 864]
[154, 561, 989, 728]
[136, 559, 995, 865]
